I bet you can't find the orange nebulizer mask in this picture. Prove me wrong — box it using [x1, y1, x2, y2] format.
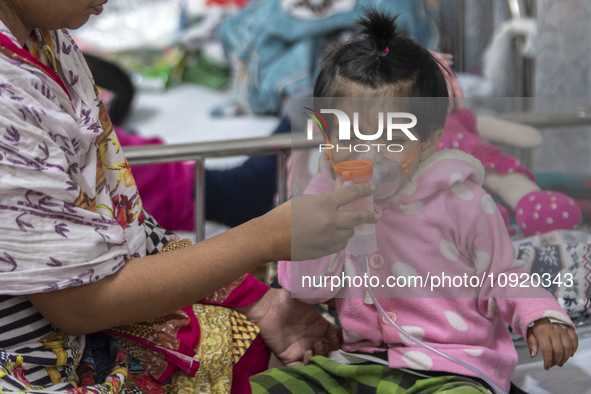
[325, 136, 423, 200]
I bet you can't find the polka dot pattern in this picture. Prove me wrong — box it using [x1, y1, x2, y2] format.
[473, 251, 491, 273]
[515, 191, 582, 237]
[402, 181, 418, 196]
[450, 184, 473, 200]
[464, 349, 483, 356]
[391, 262, 418, 279]
[345, 331, 362, 342]
[327, 254, 339, 273]
[444, 311, 468, 331]
[449, 172, 464, 186]
[481, 194, 496, 214]
[399, 326, 425, 345]
[513, 316, 521, 331]
[440, 240, 460, 261]
[486, 298, 499, 318]
[400, 201, 423, 215]
[402, 351, 433, 370]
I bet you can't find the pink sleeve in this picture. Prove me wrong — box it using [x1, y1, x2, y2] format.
[304, 173, 336, 195]
[279, 173, 342, 303]
[279, 252, 346, 304]
[464, 187, 573, 336]
[201, 274, 270, 308]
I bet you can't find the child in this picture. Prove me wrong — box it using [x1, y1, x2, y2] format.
[252, 9, 579, 394]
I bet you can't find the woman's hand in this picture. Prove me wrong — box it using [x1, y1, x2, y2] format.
[235, 288, 342, 366]
[262, 183, 378, 262]
[527, 318, 579, 370]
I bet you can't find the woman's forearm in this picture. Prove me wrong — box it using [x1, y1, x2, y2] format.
[28, 212, 286, 336]
[27, 185, 377, 336]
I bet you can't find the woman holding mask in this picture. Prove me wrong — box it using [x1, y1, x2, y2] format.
[0, 1, 378, 392]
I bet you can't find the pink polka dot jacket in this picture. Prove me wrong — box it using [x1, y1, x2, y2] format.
[279, 149, 573, 392]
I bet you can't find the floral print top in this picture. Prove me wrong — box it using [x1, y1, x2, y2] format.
[0, 21, 272, 394]
[0, 22, 147, 295]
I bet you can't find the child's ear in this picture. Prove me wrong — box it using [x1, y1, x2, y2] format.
[419, 128, 444, 161]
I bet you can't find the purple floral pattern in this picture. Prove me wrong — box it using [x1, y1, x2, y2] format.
[4, 125, 20, 143]
[0, 252, 16, 272]
[0, 22, 147, 295]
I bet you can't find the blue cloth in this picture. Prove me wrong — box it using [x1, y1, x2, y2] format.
[215, 0, 440, 116]
[534, 172, 591, 200]
[205, 117, 291, 227]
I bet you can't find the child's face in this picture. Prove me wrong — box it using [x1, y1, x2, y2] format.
[9, 0, 106, 31]
[327, 110, 443, 188]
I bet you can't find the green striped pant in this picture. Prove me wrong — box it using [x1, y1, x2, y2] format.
[250, 356, 491, 394]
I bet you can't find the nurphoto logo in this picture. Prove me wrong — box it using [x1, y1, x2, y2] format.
[303, 107, 418, 153]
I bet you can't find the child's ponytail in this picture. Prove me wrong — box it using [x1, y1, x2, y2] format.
[314, 7, 449, 140]
[358, 8, 398, 58]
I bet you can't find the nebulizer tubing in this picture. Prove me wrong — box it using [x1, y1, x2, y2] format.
[332, 156, 507, 394]
[357, 256, 507, 394]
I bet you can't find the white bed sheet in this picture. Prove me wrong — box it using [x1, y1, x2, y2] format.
[123, 84, 280, 169]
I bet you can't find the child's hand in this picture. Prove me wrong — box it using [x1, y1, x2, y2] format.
[238, 288, 343, 367]
[527, 318, 578, 370]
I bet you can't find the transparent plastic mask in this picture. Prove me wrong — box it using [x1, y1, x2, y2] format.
[326, 137, 423, 201]
[356, 150, 403, 200]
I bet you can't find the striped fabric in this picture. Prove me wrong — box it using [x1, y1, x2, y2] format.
[250, 356, 491, 394]
[0, 295, 81, 389]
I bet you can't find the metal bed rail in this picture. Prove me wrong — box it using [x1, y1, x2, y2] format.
[125, 133, 322, 242]
[125, 109, 591, 242]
